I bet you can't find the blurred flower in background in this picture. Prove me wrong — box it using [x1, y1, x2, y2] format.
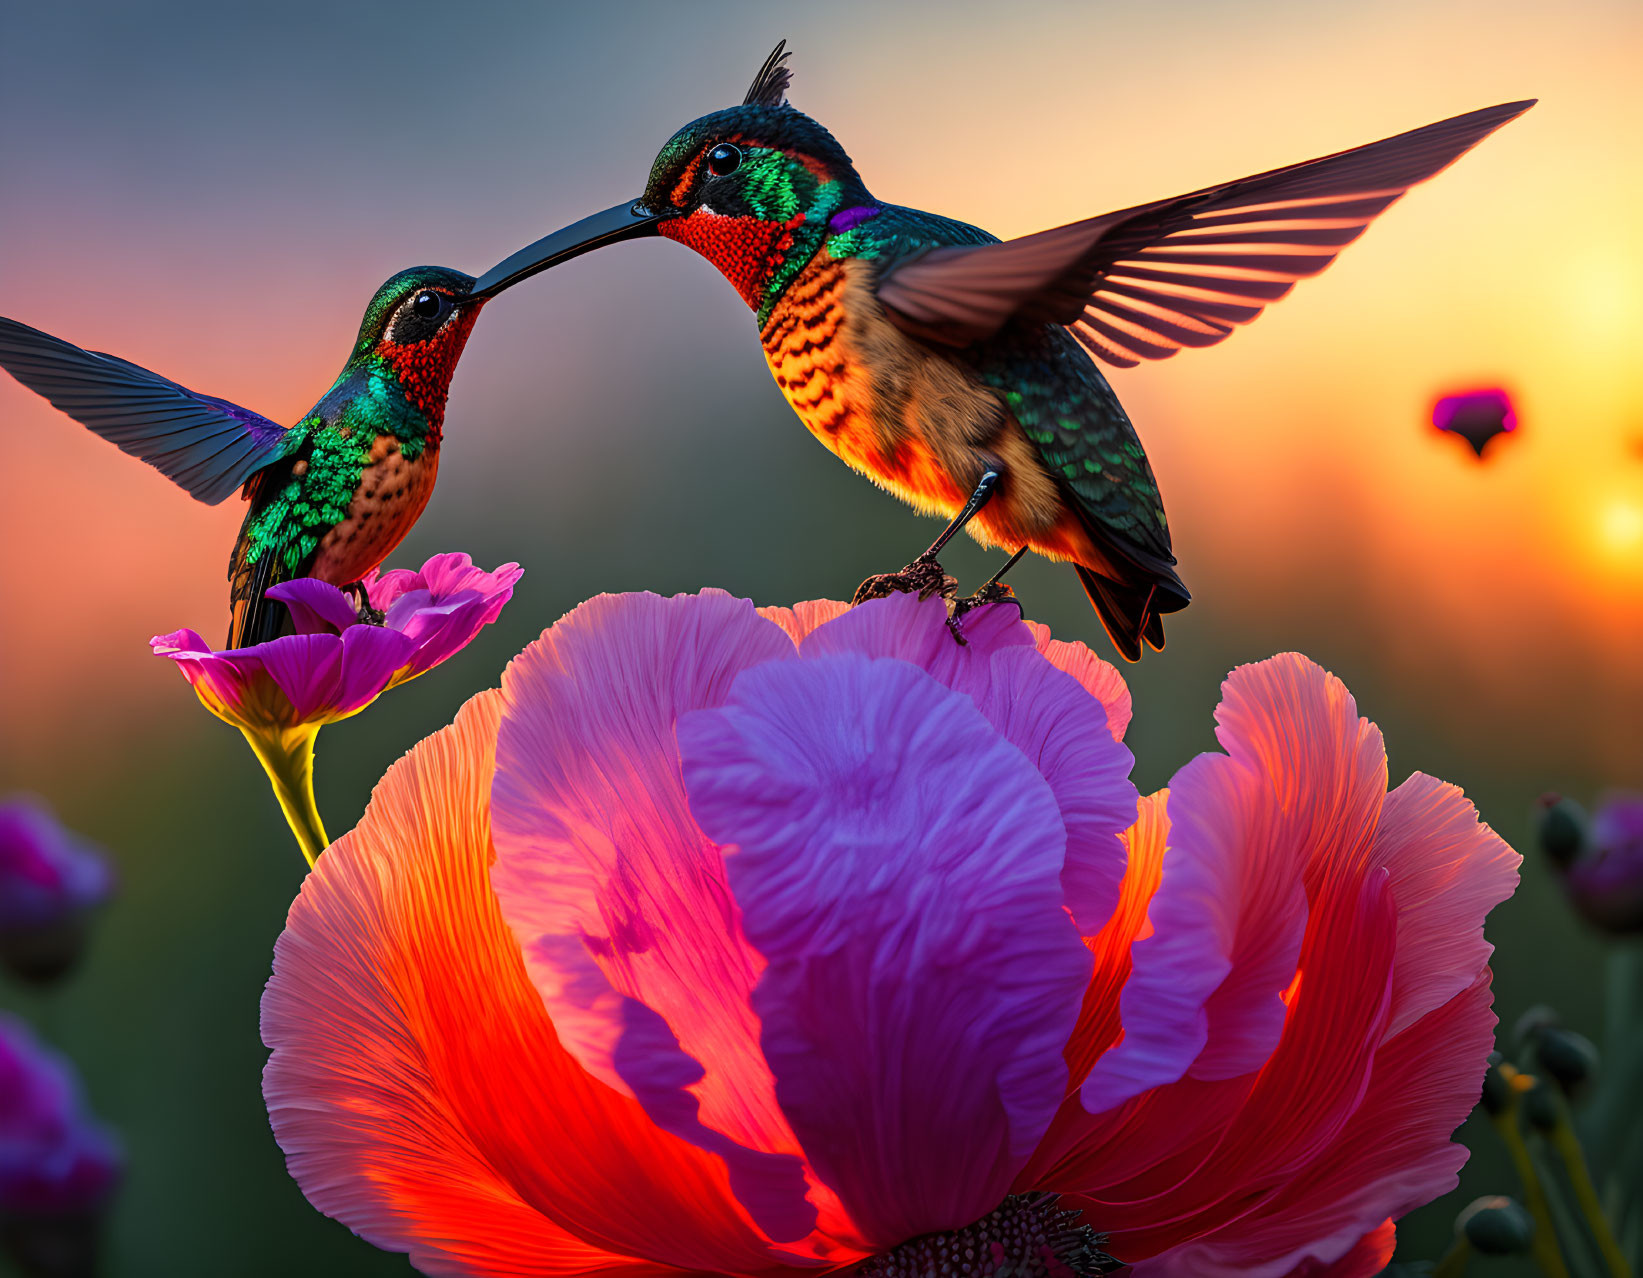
[151, 552, 522, 866]
[261, 590, 1518, 1278]
[0, 800, 113, 986]
[0, 1015, 121, 1278]
[1433, 388, 1520, 460]
[1541, 791, 1643, 935]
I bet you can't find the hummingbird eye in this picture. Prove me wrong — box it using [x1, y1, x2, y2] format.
[411, 290, 444, 319]
[706, 143, 743, 177]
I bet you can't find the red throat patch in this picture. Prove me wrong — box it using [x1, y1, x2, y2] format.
[661, 209, 801, 311]
[376, 304, 485, 440]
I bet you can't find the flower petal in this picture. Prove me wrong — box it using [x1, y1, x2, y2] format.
[489, 591, 828, 1247]
[755, 600, 851, 646]
[261, 626, 414, 720]
[1148, 978, 1490, 1278]
[1376, 775, 1518, 1034]
[265, 578, 361, 636]
[1022, 621, 1133, 742]
[262, 690, 826, 1276]
[801, 595, 1137, 935]
[679, 652, 1092, 1246]
[1081, 655, 1386, 1112]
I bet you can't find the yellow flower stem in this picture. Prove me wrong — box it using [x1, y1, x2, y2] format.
[1546, 1093, 1633, 1278]
[243, 724, 329, 869]
[1492, 1105, 1574, 1278]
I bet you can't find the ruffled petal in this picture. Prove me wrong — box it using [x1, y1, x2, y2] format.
[1022, 621, 1133, 742]
[679, 652, 1092, 1247]
[262, 691, 825, 1277]
[1148, 979, 1489, 1278]
[489, 591, 829, 1248]
[755, 600, 851, 646]
[1376, 775, 1519, 1034]
[800, 596, 1136, 935]
[1139, 1219, 1397, 1278]
[1081, 655, 1386, 1113]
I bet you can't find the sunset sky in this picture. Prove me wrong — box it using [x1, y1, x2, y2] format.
[3, 0, 1637, 780]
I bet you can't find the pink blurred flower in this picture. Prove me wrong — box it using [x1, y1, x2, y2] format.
[0, 798, 114, 985]
[1432, 387, 1518, 460]
[1560, 792, 1643, 934]
[152, 552, 522, 736]
[0, 1013, 120, 1275]
[261, 590, 1517, 1278]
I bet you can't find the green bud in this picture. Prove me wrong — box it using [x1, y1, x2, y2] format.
[1512, 1005, 1560, 1053]
[1456, 1196, 1535, 1255]
[1537, 1027, 1599, 1094]
[1522, 1079, 1560, 1132]
[1536, 794, 1587, 869]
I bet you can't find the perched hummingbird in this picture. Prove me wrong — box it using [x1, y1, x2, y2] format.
[468, 45, 1531, 659]
[0, 266, 507, 648]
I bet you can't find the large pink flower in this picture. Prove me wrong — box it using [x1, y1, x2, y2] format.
[261, 590, 1517, 1278]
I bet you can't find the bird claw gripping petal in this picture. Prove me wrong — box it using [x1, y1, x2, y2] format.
[851, 1193, 1122, 1278]
[946, 580, 1023, 646]
[850, 555, 958, 607]
[347, 582, 387, 627]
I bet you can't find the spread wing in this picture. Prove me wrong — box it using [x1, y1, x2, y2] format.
[876, 100, 1535, 366]
[0, 316, 294, 503]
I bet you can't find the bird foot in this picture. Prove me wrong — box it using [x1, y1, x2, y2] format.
[347, 583, 386, 627]
[945, 581, 1024, 645]
[850, 555, 958, 607]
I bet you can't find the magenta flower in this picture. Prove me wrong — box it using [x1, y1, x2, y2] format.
[152, 552, 521, 867]
[0, 1014, 120, 1275]
[0, 798, 114, 985]
[261, 591, 1517, 1278]
[1432, 387, 1518, 459]
[153, 552, 522, 734]
[1560, 793, 1643, 934]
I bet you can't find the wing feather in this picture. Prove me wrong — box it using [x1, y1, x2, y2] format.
[0, 316, 293, 503]
[876, 100, 1534, 363]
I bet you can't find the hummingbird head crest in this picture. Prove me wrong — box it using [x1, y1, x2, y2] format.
[639, 43, 870, 313]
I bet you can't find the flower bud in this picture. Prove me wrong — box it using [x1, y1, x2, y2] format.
[1521, 1079, 1560, 1132]
[1558, 793, 1643, 935]
[1456, 1196, 1535, 1255]
[1511, 1005, 1559, 1052]
[0, 800, 114, 986]
[1535, 794, 1587, 869]
[1536, 1027, 1599, 1095]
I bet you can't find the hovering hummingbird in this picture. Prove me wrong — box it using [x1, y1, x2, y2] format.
[0, 266, 511, 648]
[467, 44, 1532, 659]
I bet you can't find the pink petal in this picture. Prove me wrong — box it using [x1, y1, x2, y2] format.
[801, 595, 1136, 935]
[679, 652, 1092, 1247]
[756, 600, 851, 645]
[1082, 655, 1386, 1112]
[1376, 775, 1519, 1034]
[265, 578, 361, 635]
[262, 690, 835, 1276]
[1022, 621, 1133, 741]
[489, 591, 821, 1245]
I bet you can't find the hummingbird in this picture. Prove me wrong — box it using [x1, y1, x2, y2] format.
[466, 44, 1532, 659]
[0, 265, 509, 648]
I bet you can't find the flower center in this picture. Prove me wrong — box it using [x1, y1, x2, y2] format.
[853, 1194, 1121, 1278]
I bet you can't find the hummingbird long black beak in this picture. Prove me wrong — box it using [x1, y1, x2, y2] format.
[467, 201, 666, 300]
